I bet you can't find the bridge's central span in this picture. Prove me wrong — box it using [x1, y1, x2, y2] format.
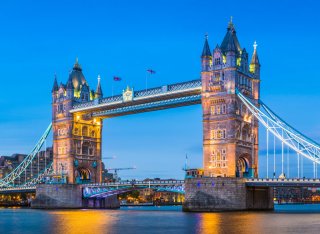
[70, 79, 202, 117]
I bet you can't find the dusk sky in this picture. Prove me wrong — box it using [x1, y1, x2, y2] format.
[1, 0, 320, 179]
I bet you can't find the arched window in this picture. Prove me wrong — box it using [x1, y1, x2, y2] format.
[91, 130, 95, 137]
[89, 147, 94, 156]
[217, 130, 222, 139]
[82, 143, 89, 155]
[217, 151, 221, 161]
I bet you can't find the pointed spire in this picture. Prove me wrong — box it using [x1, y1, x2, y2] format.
[228, 16, 235, 30]
[250, 41, 260, 74]
[95, 74, 103, 98]
[220, 17, 241, 54]
[73, 57, 82, 71]
[250, 41, 260, 65]
[201, 34, 212, 57]
[52, 73, 59, 92]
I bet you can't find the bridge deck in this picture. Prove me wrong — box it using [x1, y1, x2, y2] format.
[70, 80, 202, 117]
[246, 178, 320, 187]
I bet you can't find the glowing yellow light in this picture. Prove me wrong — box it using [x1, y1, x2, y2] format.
[237, 57, 241, 66]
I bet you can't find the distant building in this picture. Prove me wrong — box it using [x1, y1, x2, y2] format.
[185, 168, 204, 179]
[0, 147, 53, 185]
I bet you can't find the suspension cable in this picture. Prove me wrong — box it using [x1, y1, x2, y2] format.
[267, 125, 269, 178]
[37, 151, 40, 177]
[287, 146, 289, 178]
[45, 139, 47, 169]
[282, 130, 284, 176]
[301, 153, 304, 178]
[273, 134, 276, 178]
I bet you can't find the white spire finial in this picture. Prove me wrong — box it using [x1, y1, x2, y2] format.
[205, 33, 208, 40]
[97, 74, 101, 81]
[253, 41, 258, 50]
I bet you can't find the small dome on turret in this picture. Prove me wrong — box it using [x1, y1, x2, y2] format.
[68, 58, 87, 91]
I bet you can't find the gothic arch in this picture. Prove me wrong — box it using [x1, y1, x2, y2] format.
[75, 168, 91, 183]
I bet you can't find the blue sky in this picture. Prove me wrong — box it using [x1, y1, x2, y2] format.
[0, 0, 320, 179]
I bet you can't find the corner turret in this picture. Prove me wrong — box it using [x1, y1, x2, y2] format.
[95, 75, 103, 99]
[201, 34, 212, 72]
[52, 74, 59, 93]
[250, 41, 260, 77]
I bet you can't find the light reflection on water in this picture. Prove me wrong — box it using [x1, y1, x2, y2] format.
[1, 205, 320, 234]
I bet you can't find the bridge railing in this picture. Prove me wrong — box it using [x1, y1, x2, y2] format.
[246, 178, 320, 182]
[0, 186, 36, 192]
[82, 180, 185, 187]
[72, 79, 201, 110]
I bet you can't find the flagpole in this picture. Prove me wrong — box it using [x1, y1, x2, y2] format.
[145, 71, 148, 91]
[112, 83, 114, 98]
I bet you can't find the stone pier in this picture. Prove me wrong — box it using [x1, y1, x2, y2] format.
[31, 184, 119, 209]
[183, 177, 274, 212]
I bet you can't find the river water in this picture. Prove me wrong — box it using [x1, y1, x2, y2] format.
[1, 205, 320, 234]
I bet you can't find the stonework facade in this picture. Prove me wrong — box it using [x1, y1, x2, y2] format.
[183, 177, 274, 211]
[52, 59, 103, 184]
[201, 20, 261, 178]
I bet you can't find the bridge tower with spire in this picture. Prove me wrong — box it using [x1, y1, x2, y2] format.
[51, 59, 104, 184]
[201, 19, 261, 178]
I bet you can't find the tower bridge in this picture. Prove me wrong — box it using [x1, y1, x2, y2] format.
[1, 20, 320, 211]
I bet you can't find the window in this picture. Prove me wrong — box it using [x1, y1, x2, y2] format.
[89, 147, 94, 156]
[215, 57, 221, 65]
[217, 151, 221, 161]
[82, 126, 88, 136]
[82, 145, 89, 155]
[217, 130, 222, 139]
[76, 144, 81, 154]
[210, 130, 215, 139]
[217, 163, 221, 168]
[58, 104, 64, 113]
[222, 104, 226, 114]
[74, 128, 79, 135]
[222, 149, 226, 154]
[210, 106, 215, 115]
[223, 129, 226, 139]
[91, 130, 95, 137]
[216, 105, 221, 115]
[214, 73, 220, 82]
[222, 155, 226, 161]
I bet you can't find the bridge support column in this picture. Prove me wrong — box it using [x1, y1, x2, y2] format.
[183, 177, 274, 212]
[31, 184, 83, 209]
[31, 184, 120, 209]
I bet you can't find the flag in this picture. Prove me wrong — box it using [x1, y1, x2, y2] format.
[147, 69, 156, 74]
[113, 76, 121, 81]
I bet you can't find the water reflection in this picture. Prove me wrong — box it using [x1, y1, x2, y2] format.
[50, 210, 117, 234]
[196, 212, 264, 234]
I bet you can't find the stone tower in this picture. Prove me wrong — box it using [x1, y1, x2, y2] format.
[201, 20, 260, 178]
[52, 59, 103, 184]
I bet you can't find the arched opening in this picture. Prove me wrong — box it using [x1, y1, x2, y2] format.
[75, 168, 91, 184]
[236, 157, 249, 178]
